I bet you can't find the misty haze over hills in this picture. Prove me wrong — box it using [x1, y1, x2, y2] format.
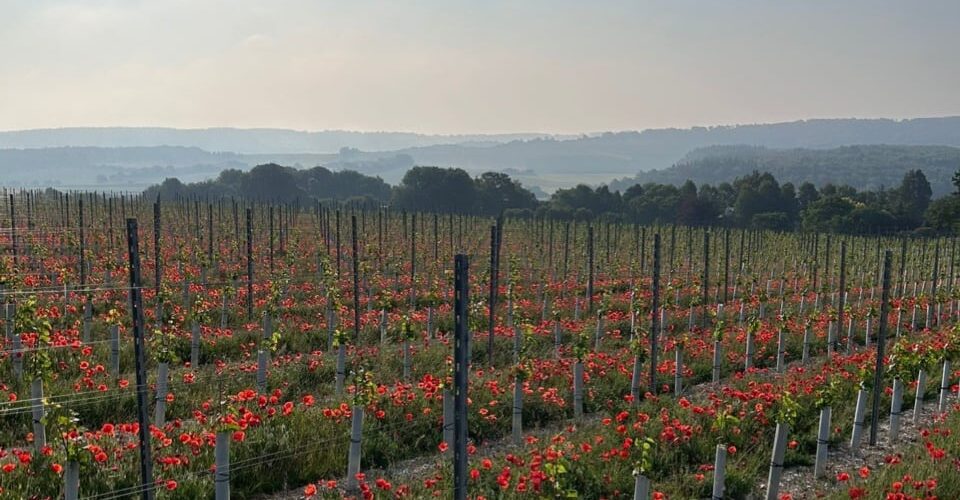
[2, 117, 960, 193]
[0, 128, 560, 154]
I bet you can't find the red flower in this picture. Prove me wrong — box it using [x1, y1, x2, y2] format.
[304, 484, 317, 497]
[232, 430, 246, 443]
[165, 480, 178, 491]
[858, 466, 870, 479]
[837, 472, 850, 482]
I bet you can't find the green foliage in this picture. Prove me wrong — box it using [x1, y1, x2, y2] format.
[375, 288, 400, 311]
[775, 392, 801, 426]
[617, 144, 958, 200]
[629, 331, 649, 363]
[887, 338, 935, 381]
[147, 158, 959, 235]
[475, 171, 538, 216]
[396, 314, 418, 342]
[146, 163, 393, 203]
[543, 457, 579, 498]
[17, 296, 54, 381]
[262, 274, 288, 319]
[925, 195, 960, 233]
[632, 436, 656, 476]
[392, 166, 480, 213]
[572, 328, 590, 362]
[711, 316, 726, 342]
[331, 327, 351, 348]
[187, 293, 210, 326]
[711, 409, 741, 444]
[150, 325, 181, 364]
[350, 366, 379, 406]
[44, 404, 89, 464]
[814, 378, 845, 409]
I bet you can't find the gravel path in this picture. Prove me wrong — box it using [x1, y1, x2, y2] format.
[764, 398, 944, 499]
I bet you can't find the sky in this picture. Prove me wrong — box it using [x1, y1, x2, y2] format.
[1, 0, 959, 134]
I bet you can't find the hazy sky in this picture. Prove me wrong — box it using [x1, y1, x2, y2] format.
[2, 0, 959, 134]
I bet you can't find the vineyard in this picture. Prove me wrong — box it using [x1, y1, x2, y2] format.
[0, 191, 958, 500]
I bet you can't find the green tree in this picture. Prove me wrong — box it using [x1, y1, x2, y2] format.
[625, 183, 680, 224]
[848, 206, 897, 233]
[392, 166, 477, 213]
[242, 163, 303, 201]
[475, 172, 538, 216]
[797, 182, 820, 210]
[801, 196, 856, 232]
[550, 184, 622, 218]
[926, 197, 960, 233]
[895, 169, 933, 227]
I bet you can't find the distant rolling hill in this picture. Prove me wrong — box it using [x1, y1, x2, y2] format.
[3, 117, 960, 192]
[0, 127, 557, 154]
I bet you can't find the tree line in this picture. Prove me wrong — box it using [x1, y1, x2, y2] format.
[610, 144, 960, 198]
[144, 162, 960, 234]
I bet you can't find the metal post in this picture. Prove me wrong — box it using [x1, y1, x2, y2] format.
[410, 213, 416, 306]
[587, 226, 594, 312]
[336, 209, 342, 281]
[640, 226, 647, 275]
[246, 208, 253, 320]
[562, 222, 570, 292]
[153, 201, 161, 296]
[352, 215, 361, 344]
[869, 250, 892, 446]
[649, 234, 661, 394]
[723, 229, 731, 305]
[488, 224, 498, 365]
[898, 238, 907, 298]
[838, 241, 846, 350]
[126, 219, 154, 500]
[9, 194, 16, 267]
[453, 254, 470, 500]
[268, 205, 274, 273]
[208, 203, 214, 265]
[79, 199, 86, 288]
[703, 230, 710, 328]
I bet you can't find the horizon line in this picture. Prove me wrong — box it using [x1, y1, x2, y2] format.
[2, 114, 960, 137]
